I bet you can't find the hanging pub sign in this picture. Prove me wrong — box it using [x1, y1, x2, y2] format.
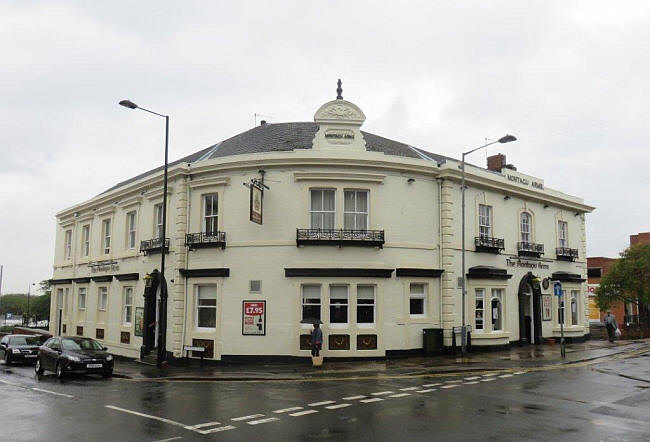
[542, 295, 552, 321]
[242, 300, 266, 335]
[250, 182, 263, 224]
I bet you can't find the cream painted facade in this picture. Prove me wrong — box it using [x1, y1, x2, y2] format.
[49, 94, 594, 360]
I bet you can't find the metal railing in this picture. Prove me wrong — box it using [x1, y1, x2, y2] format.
[474, 236, 505, 253]
[185, 231, 226, 250]
[140, 237, 170, 254]
[296, 229, 385, 248]
[556, 247, 579, 261]
[624, 314, 639, 325]
[517, 241, 544, 256]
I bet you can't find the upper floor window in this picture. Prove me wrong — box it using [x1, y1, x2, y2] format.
[409, 283, 426, 317]
[301, 285, 321, 321]
[102, 219, 111, 254]
[310, 189, 335, 230]
[126, 212, 137, 250]
[478, 205, 492, 238]
[81, 225, 90, 257]
[64, 229, 72, 260]
[558, 221, 568, 248]
[520, 212, 532, 243]
[154, 204, 164, 239]
[344, 190, 368, 230]
[203, 194, 218, 234]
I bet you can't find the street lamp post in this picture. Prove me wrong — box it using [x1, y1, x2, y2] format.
[119, 99, 169, 368]
[26, 282, 35, 326]
[460, 134, 516, 356]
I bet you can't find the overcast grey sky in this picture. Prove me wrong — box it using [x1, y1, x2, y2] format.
[1, 1, 648, 294]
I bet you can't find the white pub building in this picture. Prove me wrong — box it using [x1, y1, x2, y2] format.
[49, 84, 594, 361]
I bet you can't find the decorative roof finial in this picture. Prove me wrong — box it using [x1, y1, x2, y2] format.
[336, 79, 343, 100]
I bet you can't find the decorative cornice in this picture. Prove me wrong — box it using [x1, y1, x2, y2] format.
[293, 171, 385, 183]
[144, 187, 174, 201]
[188, 176, 231, 189]
[284, 268, 394, 278]
[117, 196, 143, 209]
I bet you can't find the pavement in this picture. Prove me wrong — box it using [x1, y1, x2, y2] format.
[113, 338, 650, 381]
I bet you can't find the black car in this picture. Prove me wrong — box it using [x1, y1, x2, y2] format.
[35, 336, 114, 378]
[0, 334, 40, 365]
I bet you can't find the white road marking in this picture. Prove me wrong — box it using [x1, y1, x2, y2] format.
[290, 410, 319, 417]
[186, 421, 221, 429]
[308, 400, 336, 406]
[499, 374, 514, 378]
[464, 376, 481, 380]
[360, 398, 384, 403]
[482, 373, 498, 377]
[0, 379, 19, 386]
[273, 406, 303, 414]
[231, 414, 264, 421]
[423, 383, 442, 387]
[198, 425, 235, 434]
[514, 371, 526, 375]
[343, 395, 366, 400]
[441, 384, 460, 389]
[155, 437, 183, 442]
[463, 381, 480, 385]
[389, 393, 411, 398]
[31, 387, 74, 398]
[325, 403, 351, 410]
[371, 391, 393, 396]
[444, 380, 463, 384]
[399, 387, 419, 391]
[105, 405, 188, 429]
[247, 417, 280, 425]
[481, 377, 496, 382]
[416, 389, 436, 393]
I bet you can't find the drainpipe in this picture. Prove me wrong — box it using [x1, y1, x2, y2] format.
[181, 173, 192, 356]
[437, 178, 444, 328]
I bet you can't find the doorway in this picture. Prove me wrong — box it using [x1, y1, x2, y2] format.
[518, 272, 542, 345]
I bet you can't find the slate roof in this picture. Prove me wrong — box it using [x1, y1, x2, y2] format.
[101, 122, 449, 195]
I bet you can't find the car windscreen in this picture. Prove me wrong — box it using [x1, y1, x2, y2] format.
[9, 336, 40, 346]
[61, 338, 103, 351]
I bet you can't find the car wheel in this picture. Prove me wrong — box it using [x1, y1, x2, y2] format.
[55, 361, 65, 379]
[35, 358, 44, 375]
[102, 370, 113, 378]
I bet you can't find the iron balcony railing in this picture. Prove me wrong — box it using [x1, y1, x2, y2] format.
[185, 231, 226, 250]
[624, 314, 639, 326]
[296, 229, 385, 248]
[474, 236, 505, 254]
[517, 241, 544, 257]
[140, 238, 170, 255]
[556, 247, 579, 261]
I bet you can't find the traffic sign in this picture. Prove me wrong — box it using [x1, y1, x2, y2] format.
[554, 281, 562, 297]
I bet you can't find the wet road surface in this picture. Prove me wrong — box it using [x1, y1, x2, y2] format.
[1, 350, 649, 441]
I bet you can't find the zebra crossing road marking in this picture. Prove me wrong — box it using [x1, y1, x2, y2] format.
[499, 374, 514, 378]
[371, 391, 393, 396]
[198, 425, 236, 434]
[325, 403, 352, 410]
[185, 421, 221, 430]
[308, 400, 336, 406]
[290, 410, 319, 417]
[273, 407, 303, 414]
[360, 398, 384, 403]
[441, 384, 460, 389]
[389, 393, 411, 398]
[343, 395, 366, 400]
[416, 389, 436, 393]
[463, 381, 480, 385]
[231, 414, 265, 421]
[481, 377, 496, 382]
[465, 376, 481, 380]
[422, 383, 442, 387]
[399, 387, 419, 391]
[247, 417, 280, 425]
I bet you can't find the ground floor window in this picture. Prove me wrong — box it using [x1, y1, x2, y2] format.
[98, 287, 108, 311]
[475, 289, 485, 331]
[78, 288, 86, 311]
[329, 286, 349, 324]
[409, 283, 426, 317]
[357, 285, 375, 325]
[491, 289, 503, 331]
[302, 285, 321, 321]
[571, 290, 580, 325]
[196, 285, 217, 329]
[123, 287, 133, 325]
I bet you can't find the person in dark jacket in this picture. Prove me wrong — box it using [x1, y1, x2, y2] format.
[604, 311, 618, 342]
[311, 323, 323, 357]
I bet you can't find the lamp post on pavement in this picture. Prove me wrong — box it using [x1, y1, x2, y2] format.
[119, 99, 169, 368]
[26, 282, 35, 326]
[460, 134, 517, 356]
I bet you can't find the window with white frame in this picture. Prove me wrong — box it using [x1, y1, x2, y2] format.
[78, 288, 86, 310]
[301, 285, 321, 321]
[520, 212, 532, 243]
[126, 212, 137, 249]
[478, 205, 492, 238]
[196, 285, 217, 328]
[409, 283, 426, 317]
[81, 225, 90, 257]
[491, 289, 503, 331]
[475, 288, 485, 331]
[329, 285, 349, 324]
[64, 229, 72, 260]
[310, 189, 335, 229]
[102, 219, 111, 254]
[357, 285, 375, 324]
[558, 220, 568, 248]
[123, 287, 133, 325]
[571, 290, 579, 325]
[558, 291, 565, 325]
[98, 287, 108, 311]
[203, 194, 218, 234]
[154, 204, 164, 239]
[344, 190, 368, 230]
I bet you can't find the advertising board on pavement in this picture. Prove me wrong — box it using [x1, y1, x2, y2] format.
[242, 300, 266, 335]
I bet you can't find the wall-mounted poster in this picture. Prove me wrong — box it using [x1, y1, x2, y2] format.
[542, 295, 552, 321]
[242, 300, 266, 335]
[134, 307, 144, 337]
[250, 184, 263, 224]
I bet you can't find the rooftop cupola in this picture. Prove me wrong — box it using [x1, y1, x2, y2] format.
[312, 79, 367, 152]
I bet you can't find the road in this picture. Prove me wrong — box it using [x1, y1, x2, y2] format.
[1, 348, 649, 441]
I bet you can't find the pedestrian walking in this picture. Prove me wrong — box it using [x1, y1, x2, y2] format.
[604, 311, 618, 342]
[311, 323, 323, 357]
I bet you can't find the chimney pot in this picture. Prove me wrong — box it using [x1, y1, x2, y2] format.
[487, 153, 507, 172]
[260, 120, 267, 126]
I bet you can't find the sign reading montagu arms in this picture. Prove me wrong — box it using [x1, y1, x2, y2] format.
[506, 258, 549, 270]
[88, 260, 119, 272]
[506, 173, 544, 190]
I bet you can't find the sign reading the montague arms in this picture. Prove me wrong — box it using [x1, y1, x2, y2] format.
[506, 173, 544, 190]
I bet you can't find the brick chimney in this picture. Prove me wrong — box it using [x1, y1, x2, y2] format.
[487, 153, 506, 172]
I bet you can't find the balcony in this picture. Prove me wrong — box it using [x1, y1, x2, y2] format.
[474, 236, 505, 254]
[296, 229, 385, 248]
[140, 238, 169, 255]
[556, 247, 579, 261]
[517, 241, 544, 258]
[185, 231, 226, 250]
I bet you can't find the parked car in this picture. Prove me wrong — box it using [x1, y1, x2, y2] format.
[35, 336, 114, 378]
[0, 334, 40, 365]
